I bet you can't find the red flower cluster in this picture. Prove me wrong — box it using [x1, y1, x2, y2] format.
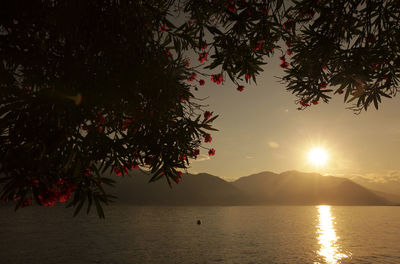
[185, 60, 190, 67]
[199, 79, 205, 86]
[258, 8, 269, 14]
[160, 24, 168, 32]
[97, 114, 105, 125]
[312, 100, 319, 105]
[285, 41, 293, 47]
[211, 74, 223, 84]
[114, 167, 128, 177]
[114, 162, 138, 177]
[279, 56, 289, 68]
[300, 100, 310, 107]
[129, 161, 139, 169]
[188, 73, 197, 82]
[245, 73, 251, 80]
[95, 113, 106, 133]
[283, 20, 294, 30]
[204, 111, 212, 120]
[31, 178, 39, 184]
[173, 171, 183, 184]
[13, 196, 31, 208]
[286, 50, 292, 55]
[199, 52, 207, 63]
[193, 148, 200, 157]
[319, 82, 327, 89]
[204, 133, 212, 143]
[21, 198, 31, 208]
[237, 85, 245, 92]
[208, 148, 216, 156]
[121, 119, 133, 131]
[84, 168, 91, 177]
[226, 0, 237, 12]
[201, 43, 208, 50]
[38, 180, 75, 206]
[254, 40, 264, 51]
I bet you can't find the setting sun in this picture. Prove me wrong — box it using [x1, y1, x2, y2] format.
[307, 147, 329, 167]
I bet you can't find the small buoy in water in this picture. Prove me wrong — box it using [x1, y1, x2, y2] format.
[197, 220, 201, 225]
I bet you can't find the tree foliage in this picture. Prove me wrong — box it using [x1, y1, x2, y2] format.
[1, 0, 399, 217]
[283, 0, 400, 111]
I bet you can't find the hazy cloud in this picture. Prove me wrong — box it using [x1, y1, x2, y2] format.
[350, 171, 400, 183]
[388, 170, 400, 178]
[268, 141, 279, 148]
[192, 154, 210, 162]
[245, 156, 254, 159]
[381, 170, 400, 183]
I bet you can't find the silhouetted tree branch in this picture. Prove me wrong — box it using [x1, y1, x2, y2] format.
[1, 0, 398, 217]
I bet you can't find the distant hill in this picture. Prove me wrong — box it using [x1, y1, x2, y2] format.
[232, 171, 390, 205]
[350, 175, 400, 198]
[110, 171, 246, 205]
[110, 170, 392, 206]
[371, 190, 400, 204]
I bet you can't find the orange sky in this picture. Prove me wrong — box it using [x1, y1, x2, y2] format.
[188, 55, 400, 182]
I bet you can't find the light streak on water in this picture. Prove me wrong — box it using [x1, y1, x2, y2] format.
[316, 205, 350, 264]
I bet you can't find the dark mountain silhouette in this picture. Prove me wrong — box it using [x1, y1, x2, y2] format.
[110, 170, 392, 206]
[110, 171, 246, 205]
[233, 171, 390, 205]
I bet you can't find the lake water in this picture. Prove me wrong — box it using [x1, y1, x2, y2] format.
[0, 206, 399, 264]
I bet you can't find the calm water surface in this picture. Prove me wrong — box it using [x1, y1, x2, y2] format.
[0, 206, 399, 264]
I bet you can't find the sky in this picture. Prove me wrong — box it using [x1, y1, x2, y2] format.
[187, 55, 400, 182]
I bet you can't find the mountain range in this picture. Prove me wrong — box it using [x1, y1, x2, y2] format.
[110, 170, 398, 206]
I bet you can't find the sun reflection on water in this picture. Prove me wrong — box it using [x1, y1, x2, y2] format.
[316, 205, 350, 264]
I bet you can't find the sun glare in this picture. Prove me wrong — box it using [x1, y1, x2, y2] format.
[316, 205, 350, 263]
[307, 147, 329, 167]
